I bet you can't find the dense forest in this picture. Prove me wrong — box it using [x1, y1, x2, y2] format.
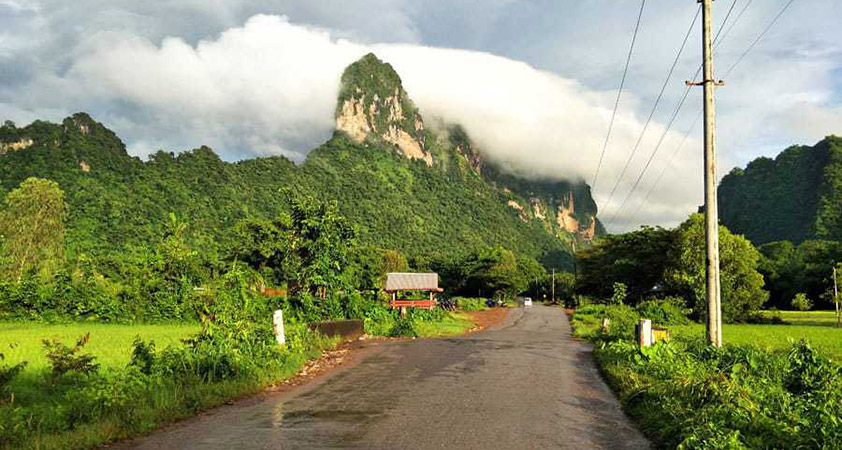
[719, 136, 842, 245]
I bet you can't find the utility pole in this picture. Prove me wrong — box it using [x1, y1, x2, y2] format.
[688, 0, 723, 347]
[834, 265, 839, 328]
[552, 268, 556, 304]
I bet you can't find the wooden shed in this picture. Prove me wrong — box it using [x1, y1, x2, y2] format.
[385, 273, 443, 310]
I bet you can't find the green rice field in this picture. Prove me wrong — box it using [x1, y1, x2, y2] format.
[673, 310, 842, 360]
[0, 322, 200, 372]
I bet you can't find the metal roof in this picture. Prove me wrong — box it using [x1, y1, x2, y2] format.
[385, 273, 441, 292]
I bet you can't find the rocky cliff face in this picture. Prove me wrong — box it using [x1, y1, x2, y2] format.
[333, 53, 603, 242]
[335, 53, 433, 166]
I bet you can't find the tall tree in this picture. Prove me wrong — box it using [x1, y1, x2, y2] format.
[665, 213, 768, 322]
[0, 177, 66, 281]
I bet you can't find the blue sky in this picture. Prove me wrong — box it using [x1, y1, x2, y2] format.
[0, 0, 839, 231]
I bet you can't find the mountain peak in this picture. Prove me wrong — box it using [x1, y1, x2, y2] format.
[335, 53, 432, 166]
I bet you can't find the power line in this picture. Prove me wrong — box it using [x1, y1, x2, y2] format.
[715, 0, 755, 52]
[623, 110, 702, 229]
[723, 0, 795, 78]
[598, 4, 700, 216]
[605, 84, 694, 227]
[602, 0, 742, 228]
[613, 0, 796, 230]
[591, 0, 647, 190]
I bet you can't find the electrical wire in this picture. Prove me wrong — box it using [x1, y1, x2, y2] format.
[591, 0, 647, 190]
[598, 4, 701, 215]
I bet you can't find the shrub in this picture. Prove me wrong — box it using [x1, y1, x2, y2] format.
[389, 315, 418, 337]
[635, 297, 690, 325]
[611, 282, 627, 305]
[601, 304, 639, 340]
[0, 354, 25, 396]
[43, 333, 99, 379]
[791, 293, 812, 311]
[453, 297, 485, 311]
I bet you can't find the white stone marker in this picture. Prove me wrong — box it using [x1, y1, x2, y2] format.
[273, 309, 286, 347]
[638, 319, 653, 348]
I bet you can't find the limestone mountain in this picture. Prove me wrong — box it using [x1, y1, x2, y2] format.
[335, 54, 433, 166]
[334, 53, 602, 241]
[0, 53, 602, 269]
[719, 135, 842, 245]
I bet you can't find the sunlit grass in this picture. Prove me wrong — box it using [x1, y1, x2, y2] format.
[0, 322, 200, 371]
[673, 321, 842, 360]
[414, 312, 475, 337]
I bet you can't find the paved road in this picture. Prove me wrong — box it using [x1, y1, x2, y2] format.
[115, 305, 649, 449]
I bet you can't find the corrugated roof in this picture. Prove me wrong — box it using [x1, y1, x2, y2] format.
[385, 273, 439, 291]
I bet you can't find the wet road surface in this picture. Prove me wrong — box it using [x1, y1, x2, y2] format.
[114, 305, 649, 449]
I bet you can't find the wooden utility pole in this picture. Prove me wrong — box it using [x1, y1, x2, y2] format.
[689, 0, 723, 347]
[552, 268, 556, 303]
[834, 266, 839, 328]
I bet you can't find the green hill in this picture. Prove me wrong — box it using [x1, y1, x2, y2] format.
[718, 136, 842, 245]
[0, 53, 602, 270]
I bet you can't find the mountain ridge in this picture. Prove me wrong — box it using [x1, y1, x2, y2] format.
[719, 135, 842, 245]
[0, 53, 602, 269]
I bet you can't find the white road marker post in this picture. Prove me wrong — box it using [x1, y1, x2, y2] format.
[273, 309, 286, 347]
[638, 319, 652, 348]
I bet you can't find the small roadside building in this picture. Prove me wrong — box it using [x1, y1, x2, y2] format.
[385, 272, 443, 310]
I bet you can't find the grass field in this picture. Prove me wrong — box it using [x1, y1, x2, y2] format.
[0, 322, 200, 372]
[414, 312, 475, 337]
[672, 323, 842, 360]
[669, 311, 842, 360]
[773, 309, 841, 327]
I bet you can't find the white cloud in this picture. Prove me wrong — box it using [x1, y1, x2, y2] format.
[49, 15, 702, 230]
[2, 0, 840, 233]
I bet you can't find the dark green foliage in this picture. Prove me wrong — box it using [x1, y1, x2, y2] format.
[758, 239, 842, 309]
[635, 297, 691, 325]
[43, 333, 99, 379]
[389, 315, 418, 337]
[129, 338, 156, 375]
[572, 304, 842, 449]
[595, 338, 842, 449]
[666, 214, 769, 323]
[719, 136, 842, 245]
[578, 215, 769, 322]
[0, 354, 25, 396]
[577, 226, 675, 302]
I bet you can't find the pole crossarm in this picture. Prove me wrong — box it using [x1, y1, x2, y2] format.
[685, 79, 725, 86]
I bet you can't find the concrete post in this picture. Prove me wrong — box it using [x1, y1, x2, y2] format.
[273, 309, 285, 346]
[638, 319, 652, 348]
[601, 317, 611, 333]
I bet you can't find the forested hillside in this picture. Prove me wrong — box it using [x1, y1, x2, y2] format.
[719, 136, 842, 245]
[0, 53, 601, 271]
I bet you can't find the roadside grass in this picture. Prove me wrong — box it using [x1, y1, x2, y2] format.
[1, 311, 478, 449]
[570, 306, 842, 448]
[414, 312, 475, 337]
[773, 310, 840, 327]
[672, 322, 842, 360]
[25, 346, 327, 450]
[0, 322, 200, 371]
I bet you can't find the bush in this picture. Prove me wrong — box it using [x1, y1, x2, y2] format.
[635, 297, 690, 325]
[389, 315, 418, 337]
[0, 354, 25, 396]
[43, 333, 99, 379]
[453, 297, 485, 311]
[602, 304, 640, 340]
[595, 337, 842, 449]
[611, 282, 627, 305]
[791, 293, 812, 311]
